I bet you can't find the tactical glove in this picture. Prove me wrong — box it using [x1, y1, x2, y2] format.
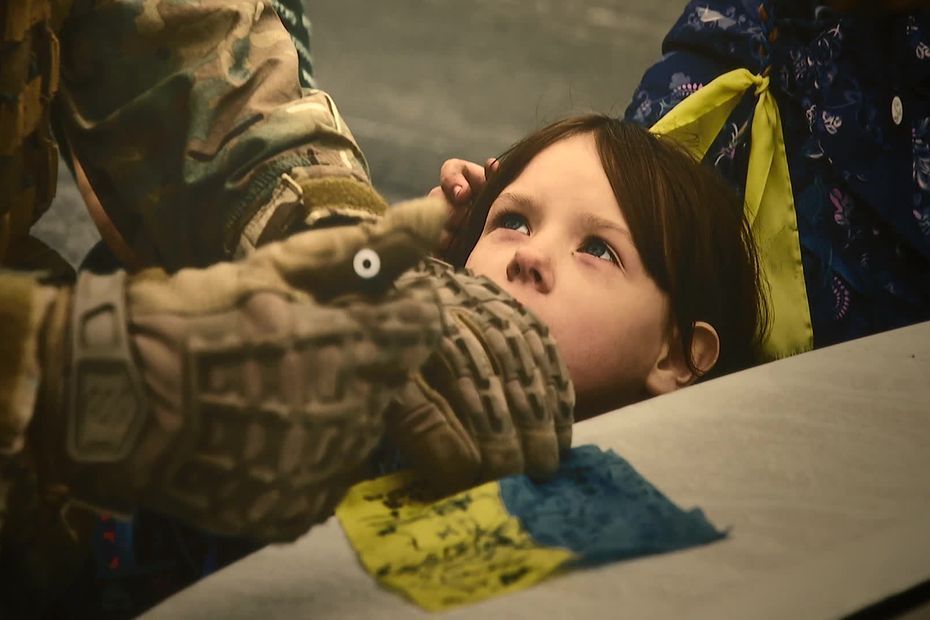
[386, 258, 575, 492]
[22, 198, 445, 542]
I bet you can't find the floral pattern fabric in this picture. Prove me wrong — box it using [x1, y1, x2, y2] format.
[626, 0, 930, 348]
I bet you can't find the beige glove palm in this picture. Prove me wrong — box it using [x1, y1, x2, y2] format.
[386, 259, 575, 492]
[37, 198, 446, 542]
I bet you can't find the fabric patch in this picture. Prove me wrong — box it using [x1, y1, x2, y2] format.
[337, 445, 725, 611]
[336, 472, 571, 611]
[499, 445, 726, 567]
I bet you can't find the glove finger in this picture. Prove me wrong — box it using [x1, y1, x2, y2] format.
[455, 265, 573, 458]
[516, 318, 574, 459]
[254, 197, 447, 301]
[396, 260, 532, 484]
[499, 302, 575, 453]
[385, 375, 481, 493]
[541, 330, 574, 454]
[396, 262, 527, 483]
[474, 294, 562, 481]
[424, 321, 525, 484]
[420, 257, 561, 480]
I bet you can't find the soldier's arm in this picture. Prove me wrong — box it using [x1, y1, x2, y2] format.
[1, 200, 445, 543]
[55, 0, 377, 270]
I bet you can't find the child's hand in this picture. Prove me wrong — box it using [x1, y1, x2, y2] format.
[432, 157, 499, 206]
[429, 158, 499, 255]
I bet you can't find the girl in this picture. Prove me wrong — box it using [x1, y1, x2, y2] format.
[432, 114, 768, 419]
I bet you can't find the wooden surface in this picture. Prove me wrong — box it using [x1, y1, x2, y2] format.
[145, 322, 930, 619]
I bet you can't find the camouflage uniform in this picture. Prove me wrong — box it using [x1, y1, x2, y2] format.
[61, 0, 381, 269]
[0, 0, 69, 274]
[270, 0, 316, 89]
[0, 1, 574, 615]
[2, 0, 374, 272]
[0, 0, 375, 612]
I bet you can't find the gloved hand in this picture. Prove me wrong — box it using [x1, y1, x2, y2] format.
[27, 198, 446, 542]
[385, 258, 575, 493]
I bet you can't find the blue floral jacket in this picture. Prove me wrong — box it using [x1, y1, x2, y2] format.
[626, 0, 930, 348]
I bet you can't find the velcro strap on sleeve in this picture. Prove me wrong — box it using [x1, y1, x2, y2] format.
[253, 175, 389, 249]
[299, 176, 389, 221]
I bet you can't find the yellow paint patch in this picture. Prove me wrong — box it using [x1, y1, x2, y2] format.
[336, 472, 573, 611]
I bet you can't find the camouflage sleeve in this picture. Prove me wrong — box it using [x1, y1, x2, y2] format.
[54, 0, 371, 270]
[269, 0, 317, 88]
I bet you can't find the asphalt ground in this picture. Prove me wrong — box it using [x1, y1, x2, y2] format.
[32, 0, 687, 267]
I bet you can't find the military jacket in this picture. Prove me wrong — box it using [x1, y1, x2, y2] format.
[2, 0, 370, 271]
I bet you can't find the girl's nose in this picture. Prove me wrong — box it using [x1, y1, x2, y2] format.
[506, 246, 554, 294]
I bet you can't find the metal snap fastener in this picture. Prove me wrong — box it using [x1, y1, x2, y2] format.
[353, 248, 381, 279]
[892, 95, 903, 126]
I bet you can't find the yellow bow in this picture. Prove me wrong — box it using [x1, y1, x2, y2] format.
[650, 68, 813, 360]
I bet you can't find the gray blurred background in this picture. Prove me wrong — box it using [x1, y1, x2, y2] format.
[32, 0, 686, 267]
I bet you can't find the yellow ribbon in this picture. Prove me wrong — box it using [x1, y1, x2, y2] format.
[650, 68, 813, 359]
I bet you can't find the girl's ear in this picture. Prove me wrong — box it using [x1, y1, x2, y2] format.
[644, 321, 720, 396]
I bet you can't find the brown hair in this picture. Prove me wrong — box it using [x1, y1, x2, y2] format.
[444, 114, 768, 380]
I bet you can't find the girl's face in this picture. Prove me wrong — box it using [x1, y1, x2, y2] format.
[465, 134, 672, 416]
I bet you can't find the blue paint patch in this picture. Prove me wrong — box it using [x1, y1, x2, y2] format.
[499, 445, 726, 566]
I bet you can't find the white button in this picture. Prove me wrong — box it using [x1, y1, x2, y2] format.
[353, 248, 381, 279]
[892, 95, 903, 126]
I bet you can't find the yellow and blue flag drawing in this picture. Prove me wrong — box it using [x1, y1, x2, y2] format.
[336, 445, 725, 611]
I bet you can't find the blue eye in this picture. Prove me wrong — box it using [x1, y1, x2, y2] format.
[498, 212, 530, 234]
[580, 237, 619, 264]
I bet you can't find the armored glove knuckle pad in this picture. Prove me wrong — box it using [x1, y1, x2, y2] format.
[56, 279, 438, 541]
[44, 199, 446, 541]
[149, 286, 436, 541]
